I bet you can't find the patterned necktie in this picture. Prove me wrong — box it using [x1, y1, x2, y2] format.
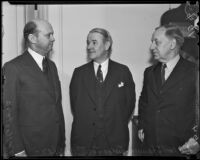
[42, 57, 48, 73]
[97, 65, 103, 83]
[161, 63, 167, 85]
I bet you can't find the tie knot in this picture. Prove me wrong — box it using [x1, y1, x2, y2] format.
[98, 64, 102, 70]
[162, 63, 167, 69]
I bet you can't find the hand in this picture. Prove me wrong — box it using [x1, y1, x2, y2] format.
[179, 137, 200, 155]
[138, 129, 144, 142]
[59, 152, 65, 156]
[15, 150, 27, 157]
[123, 150, 128, 156]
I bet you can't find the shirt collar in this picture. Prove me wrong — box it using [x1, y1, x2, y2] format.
[28, 48, 45, 70]
[93, 58, 109, 74]
[28, 48, 45, 60]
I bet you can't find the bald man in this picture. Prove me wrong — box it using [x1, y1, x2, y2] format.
[2, 19, 65, 157]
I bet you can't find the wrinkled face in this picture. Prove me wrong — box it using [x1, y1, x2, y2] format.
[87, 32, 109, 63]
[34, 22, 55, 56]
[150, 28, 172, 62]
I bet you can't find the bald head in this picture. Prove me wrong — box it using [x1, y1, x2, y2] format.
[23, 19, 53, 46]
[23, 19, 55, 56]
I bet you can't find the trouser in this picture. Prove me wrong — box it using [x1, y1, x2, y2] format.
[87, 128, 124, 156]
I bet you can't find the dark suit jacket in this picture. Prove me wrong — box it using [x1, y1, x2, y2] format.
[2, 51, 65, 156]
[70, 59, 135, 154]
[138, 57, 197, 155]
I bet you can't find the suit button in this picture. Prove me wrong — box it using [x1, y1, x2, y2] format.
[92, 122, 95, 126]
[157, 110, 160, 113]
[93, 108, 96, 111]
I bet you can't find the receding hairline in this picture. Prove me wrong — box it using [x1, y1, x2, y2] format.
[30, 19, 52, 31]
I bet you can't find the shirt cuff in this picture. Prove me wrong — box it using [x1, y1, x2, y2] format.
[14, 150, 25, 156]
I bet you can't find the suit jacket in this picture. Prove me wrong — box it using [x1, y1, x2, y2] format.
[2, 51, 65, 156]
[70, 59, 135, 154]
[138, 57, 197, 155]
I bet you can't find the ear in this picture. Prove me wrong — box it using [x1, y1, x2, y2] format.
[105, 41, 111, 51]
[170, 39, 176, 50]
[28, 34, 37, 44]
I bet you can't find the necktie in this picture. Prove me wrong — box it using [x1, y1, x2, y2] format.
[97, 65, 103, 83]
[42, 57, 48, 73]
[161, 63, 167, 85]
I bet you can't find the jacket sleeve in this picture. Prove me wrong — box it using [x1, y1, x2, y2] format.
[138, 68, 148, 130]
[125, 67, 136, 122]
[69, 68, 79, 116]
[52, 62, 66, 151]
[3, 62, 25, 156]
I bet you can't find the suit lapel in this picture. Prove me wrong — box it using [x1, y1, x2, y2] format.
[22, 51, 55, 98]
[45, 59, 57, 100]
[149, 58, 189, 93]
[149, 62, 162, 96]
[84, 60, 118, 107]
[84, 61, 97, 106]
[162, 57, 187, 91]
[102, 60, 118, 105]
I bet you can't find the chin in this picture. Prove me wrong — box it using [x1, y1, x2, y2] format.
[153, 54, 159, 59]
[88, 54, 96, 59]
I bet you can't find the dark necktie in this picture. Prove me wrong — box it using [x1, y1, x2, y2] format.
[97, 65, 103, 83]
[42, 57, 48, 74]
[161, 63, 167, 85]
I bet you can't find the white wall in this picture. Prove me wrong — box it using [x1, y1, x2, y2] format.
[2, 2, 25, 63]
[2, 3, 180, 156]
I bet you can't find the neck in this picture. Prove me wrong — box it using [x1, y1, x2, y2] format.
[29, 46, 47, 57]
[161, 49, 179, 63]
[94, 57, 109, 64]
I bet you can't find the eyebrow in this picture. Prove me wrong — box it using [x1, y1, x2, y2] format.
[87, 39, 97, 42]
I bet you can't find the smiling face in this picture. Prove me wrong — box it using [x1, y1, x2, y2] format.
[150, 27, 174, 63]
[86, 32, 110, 63]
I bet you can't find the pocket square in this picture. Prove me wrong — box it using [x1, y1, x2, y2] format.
[118, 82, 124, 88]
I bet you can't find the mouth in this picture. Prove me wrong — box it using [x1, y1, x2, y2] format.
[152, 50, 158, 55]
[87, 50, 95, 54]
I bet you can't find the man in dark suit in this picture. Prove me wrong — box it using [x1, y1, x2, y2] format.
[2, 19, 65, 157]
[70, 28, 135, 156]
[138, 24, 198, 156]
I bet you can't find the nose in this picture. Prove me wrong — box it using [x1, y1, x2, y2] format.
[150, 42, 155, 50]
[87, 42, 92, 50]
[50, 35, 55, 42]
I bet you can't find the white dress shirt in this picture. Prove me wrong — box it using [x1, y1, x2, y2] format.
[28, 48, 45, 71]
[93, 59, 109, 81]
[164, 54, 180, 80]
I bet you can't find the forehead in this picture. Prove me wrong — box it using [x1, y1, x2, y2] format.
[36, 21, 54, 33]
[152, 27, 167, 39]
[87, 32, 104, 41]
